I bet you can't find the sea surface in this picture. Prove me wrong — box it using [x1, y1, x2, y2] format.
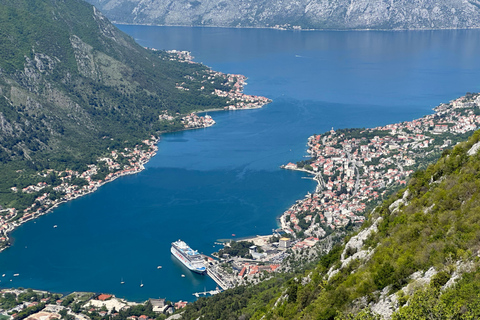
[1, 27, 480, 302]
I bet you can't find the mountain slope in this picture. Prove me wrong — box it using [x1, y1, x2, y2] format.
[86, 0, 480, 30]
[0, 0, 233, 210]
[178, 128, 480, 319]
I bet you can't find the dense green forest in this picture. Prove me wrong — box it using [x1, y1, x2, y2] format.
[0, 0, 233, 209]
[178, 130, 480, 319]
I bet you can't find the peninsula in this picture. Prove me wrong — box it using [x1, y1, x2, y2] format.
[178, 102, 480, 320]
[280, 93, 480, 236]
[0, 0, 270, 252]
[3, 92, 480, 320]
[200, 92, 480, 291]
[0, 52, 270, 252]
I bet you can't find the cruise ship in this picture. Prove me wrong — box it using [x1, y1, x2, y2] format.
[171, 240, 206, 274]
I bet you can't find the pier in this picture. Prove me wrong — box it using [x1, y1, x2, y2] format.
[206, 266, 233, 290]
[192, 287, 222, 298]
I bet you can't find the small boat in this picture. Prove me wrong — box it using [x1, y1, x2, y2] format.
[53, 225, 57, 228]
[120, 278, 125, 284]
[2, 274, 5, 277]
[140, 281, 144, 287]
[13, 274, 19, 277]
[181, 274, 185, 278]
[232, 234, 236, 237]
[157, 266, 162, 269]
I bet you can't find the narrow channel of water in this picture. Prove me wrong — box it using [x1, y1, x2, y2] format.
[1, 27, 480, 302]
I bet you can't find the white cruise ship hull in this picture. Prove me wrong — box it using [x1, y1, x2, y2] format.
[171, 244, 206, 274]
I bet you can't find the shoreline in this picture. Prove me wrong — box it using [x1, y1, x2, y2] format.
[277, 92, 480, 235]
[115, 22, 480, 32]
[2, 93, 480, 311]
[0, 70, 271, 253]
[0, 150, 155, 254]
[194, 104, 265, 115]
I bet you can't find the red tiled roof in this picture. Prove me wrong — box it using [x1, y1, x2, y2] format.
[97, 294, 112, 301]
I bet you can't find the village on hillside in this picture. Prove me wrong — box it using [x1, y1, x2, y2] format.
[164, 50, 271, 111]
[0, 52, 272, 252]
[0, 136, 160, 250]
[201, 93, 480, 293]
[280, 93, 480, 236]
[1, 88, 480, 315]
[0, 288, 187, 320]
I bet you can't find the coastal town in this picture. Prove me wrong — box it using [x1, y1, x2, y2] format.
[165, 49, 271, 111]
[0, 136, 160, 251]
[1, 65, 480, 314]
[279, 92, 480, 236]
[211, 73, 271, 111]
[204, 234, 323, 289]
[0, 288, 186, 320]
[196, 92, 480, 297]
[0, 51, 272, 252]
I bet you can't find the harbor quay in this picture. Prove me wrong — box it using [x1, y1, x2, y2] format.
[205, 267, 232, 291]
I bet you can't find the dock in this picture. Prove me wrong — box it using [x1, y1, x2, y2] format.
[206, 266, 232, 290]
[192, 288, 222, 298]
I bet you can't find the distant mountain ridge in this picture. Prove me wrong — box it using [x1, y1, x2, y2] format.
[85, 0, 480, 30]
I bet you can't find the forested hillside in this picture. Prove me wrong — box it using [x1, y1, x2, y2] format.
[0, 0, 232, 211]
[178, 130, 480, 319]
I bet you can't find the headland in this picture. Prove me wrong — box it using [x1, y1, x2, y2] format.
[0, 50, 271, 253]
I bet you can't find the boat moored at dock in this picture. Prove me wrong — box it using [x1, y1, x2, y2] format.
[171, 240, 206, 274]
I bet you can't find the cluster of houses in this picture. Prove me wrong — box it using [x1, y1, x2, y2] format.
[164, 49, 195, 63]
[281, 93, 480, 235]
[162, 57, 271, 127]
[213, 87, 271, 110]
[237, 263, 280, 278]
[212, 73, 271, 110]
[165, 48, 271, 111]
[0, 208, 16, 246]
[213, 235, 321, 287]
[0, 289, 189, 320]
[0, 137, 159, 250]
[181, 113, 216, 128]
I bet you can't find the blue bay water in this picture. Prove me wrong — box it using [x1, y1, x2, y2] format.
[1, 27, 480, 302]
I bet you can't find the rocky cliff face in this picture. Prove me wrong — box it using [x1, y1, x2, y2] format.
[86, 0, 480, 29]
[0, 0, 229, 166]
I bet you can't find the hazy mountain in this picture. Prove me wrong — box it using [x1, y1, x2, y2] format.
[86, 0, 480, 30]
